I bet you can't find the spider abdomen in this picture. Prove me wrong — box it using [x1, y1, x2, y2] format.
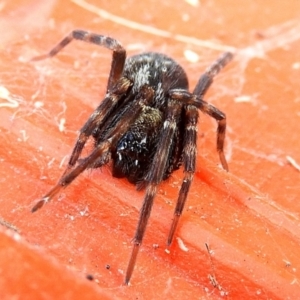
[123, 52, 189, 107]
[111, 52, 189, 185]
[112, 106, 163, 184]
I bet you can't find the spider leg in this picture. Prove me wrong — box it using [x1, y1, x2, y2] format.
[31, 141, 111, 213]
[171, 89, 228, 171]
[188, 52, 233, 170]
[32, 86, 154, 213]
[31, 30, 129, 175]
[193, 52, 233, 97]
[196, 98, 228, 171]
[31, 30, 126, 90]
[167, 86, 229, 244]
[63, 77, 132, 176]
[125, 99, 182, 285]
[167, 105, 198, 245]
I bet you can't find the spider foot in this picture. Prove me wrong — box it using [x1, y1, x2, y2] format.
[31, 183, 64, 212]
[218, 151, 229, 171]
[124, 242, 140, 285]
[30, 54, 51, 62]
[167, 214, 180, 246]
[31, 198, 48, 213]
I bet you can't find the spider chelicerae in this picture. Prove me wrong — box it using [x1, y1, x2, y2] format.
[31, 30, 233, 284]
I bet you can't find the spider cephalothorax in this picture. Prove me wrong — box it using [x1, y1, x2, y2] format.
[31, 30, 233, 284]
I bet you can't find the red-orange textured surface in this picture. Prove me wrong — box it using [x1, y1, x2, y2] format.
[1, 0, 300, 299]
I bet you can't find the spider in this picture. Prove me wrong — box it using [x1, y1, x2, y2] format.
[31, 30, 233, 284]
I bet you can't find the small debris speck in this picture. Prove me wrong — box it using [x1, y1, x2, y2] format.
[177, 237, 189, 252]
[184, 49, 199, 63]
[286, 155, 300, 172]
[153, 244, 159, 249]
[86, 274, 94, 281]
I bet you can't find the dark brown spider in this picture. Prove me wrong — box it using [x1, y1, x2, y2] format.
[31, 30, 233, 284]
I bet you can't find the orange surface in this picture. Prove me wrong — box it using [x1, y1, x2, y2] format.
[1, 0, 300, 299]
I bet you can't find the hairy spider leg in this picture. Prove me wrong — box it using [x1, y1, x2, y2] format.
[194, 51, 232, 170]
[31, 30, 126, 90]
[64, 78, 131, 176]
[167, 105, 198, 245]
[31, 86, 154, 213]
[171, 52, 232, 171]
[198, 99, 228, 171]
[125, 99, 183, 284]
[193, 52, 233, 97]
[167, 52, 233, 245]
[167, 91, 229, 245]
[31, 30, 127, 174]
[31, 141, 111, 213]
